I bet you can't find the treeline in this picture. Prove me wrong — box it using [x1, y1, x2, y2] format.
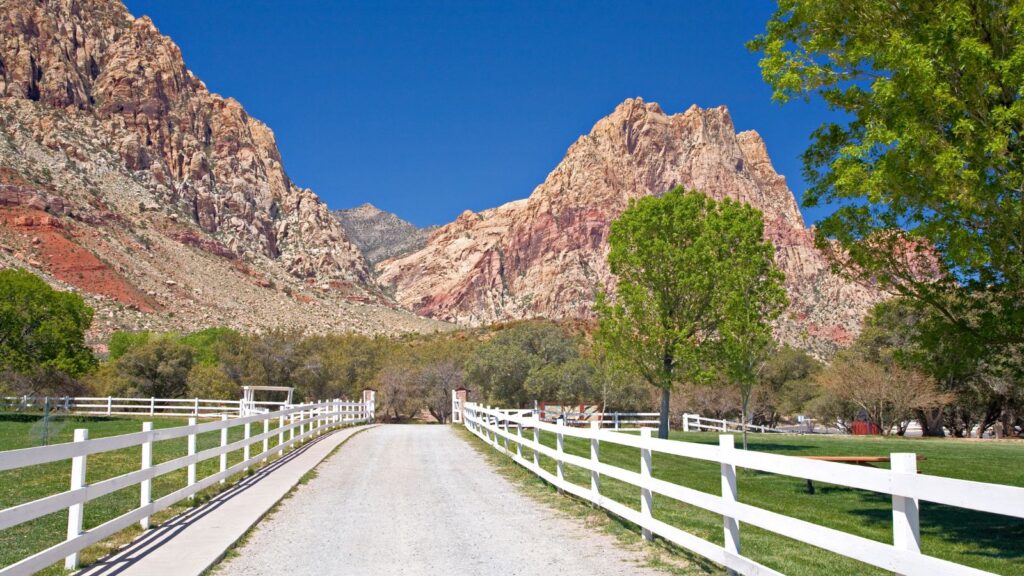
[2, 267, 1021, 435]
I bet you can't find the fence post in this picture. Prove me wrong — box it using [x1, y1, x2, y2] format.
[187, 417, 197, 498]
[243, 421, 251, 472]
[279, 414, 286, 456]
[502, 412, 510, 452]
[220, 414, 228, 484]
[290, 412, 296, 444]
[150, 397, 155, 417]
[263, 418, 270, 462]
[640, 428, 653, 542]
[683, 413, 690, 433]
[720, 434, 740, 570]
[140, 422, 153, 529]
[556, 418, 565, 494]
[590, 421, 601, 497]
[64, 428, 88, 569]
[516, 416, 523, 460]
[106, 396, 112, 416]
[532, 416, 541, 472]
[614, 412, 620, 430]
[892, 452, 921, 573]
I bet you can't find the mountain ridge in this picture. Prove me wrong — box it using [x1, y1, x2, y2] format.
[376, 98, 886, 357]
[0, 0, 446, 339]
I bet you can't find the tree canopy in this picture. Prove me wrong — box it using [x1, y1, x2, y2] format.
[750, 0, 1024, 365]
[0, 268, 96, 377]
[596, 187, 785, 439]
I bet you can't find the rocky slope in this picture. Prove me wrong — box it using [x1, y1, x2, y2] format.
[377, 99, 886, 356]
[0, 0, 446, 341]
[334, 203, 435, 266]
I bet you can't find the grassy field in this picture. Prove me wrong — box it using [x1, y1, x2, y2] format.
[472, 426, 1024, 576]
[0, 412, 303, 575]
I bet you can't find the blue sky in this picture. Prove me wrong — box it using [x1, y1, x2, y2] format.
[123, 0, 837, 228]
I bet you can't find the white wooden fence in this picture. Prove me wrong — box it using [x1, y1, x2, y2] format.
[1, 396, 285, 418]
[0, 399, 373, 575]
[538, 409, 661, 430]
[682, 413, 779, 434]
[462, 402, 1024, 576]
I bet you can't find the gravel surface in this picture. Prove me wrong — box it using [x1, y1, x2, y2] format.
[216, 425, 669, 576]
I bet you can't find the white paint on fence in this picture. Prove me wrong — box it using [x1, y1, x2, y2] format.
[461, 400, 1024, 576]
[0, 398, 374, 576]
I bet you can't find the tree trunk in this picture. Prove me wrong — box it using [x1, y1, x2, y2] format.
[741, 404, 749, 450]
[658, 388, 670, 439]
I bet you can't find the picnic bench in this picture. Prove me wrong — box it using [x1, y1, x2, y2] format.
[800, 456, 927, 494]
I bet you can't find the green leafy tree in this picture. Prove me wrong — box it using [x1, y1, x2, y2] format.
[524, 357, 601, 407]
[186, 364, 238, 400]
[179, 327, 240, 366]
[596, 188, 783, 439]
[718, 246, 788, 448]
[107, 331, 153, 361]
[751, 0, 1024, 369]
[465, 322, 579, 407]
[0, 268, 96, 377]
[758, 346, 822, 423]
[116, 335, 194, 398]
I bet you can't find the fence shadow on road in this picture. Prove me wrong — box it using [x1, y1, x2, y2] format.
[75, 433, 334, 576]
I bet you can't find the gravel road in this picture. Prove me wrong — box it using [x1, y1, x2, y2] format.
[216, 425, 669, 576]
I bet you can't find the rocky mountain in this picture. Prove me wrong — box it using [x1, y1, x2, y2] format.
[377, 99, 887, 356]
[0, 0, 446, 341]
[334, 203, 435, 266]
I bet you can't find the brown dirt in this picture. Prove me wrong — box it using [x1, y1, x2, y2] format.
[1, 207, 156, 312]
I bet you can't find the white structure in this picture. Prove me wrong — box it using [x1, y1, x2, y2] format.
[0, 398, 374, 574]
[240, 386, 294, 416]
[462, 402, 1024, 576]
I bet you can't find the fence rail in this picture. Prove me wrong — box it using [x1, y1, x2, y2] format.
[681, 413, 779, 434]
[0, 399, 373, 576]
[0, 395, 289, 418]
[537, 410, 660, 430]
[462, 402, 1024, 576]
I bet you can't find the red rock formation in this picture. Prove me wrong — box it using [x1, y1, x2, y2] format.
[0, 0, 369, 283]
[1, 207, 154, 311]
[378, 99, 886, 356]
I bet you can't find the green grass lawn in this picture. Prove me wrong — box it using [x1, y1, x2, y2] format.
[483, 427, 1024, 576]
[0, 412, 305, 575]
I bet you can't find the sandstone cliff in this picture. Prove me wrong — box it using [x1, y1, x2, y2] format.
[377, 99, 885, 356]
[0, 0, 445, 339]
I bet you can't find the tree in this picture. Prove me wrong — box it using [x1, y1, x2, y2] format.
[0, 268, 96, 377]
[107, 331, 153, 361]
[718, 225, 788, 449]
[596, 187, 785, 439]
[751, 1, 1024, 372]
[465, 322, 579, 407]
[116, 336, 194, 398]
[186, 364, 238, 400]
[816, 353, 952, 435]
[524, 357, 601, 407]
[757, 346, 822, 425]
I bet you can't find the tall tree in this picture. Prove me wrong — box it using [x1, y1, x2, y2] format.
[0, 268, 96, 378]
[719, 243, 788, 449]
[596, 187, 784, 439]
[751, 1, 1024, 371]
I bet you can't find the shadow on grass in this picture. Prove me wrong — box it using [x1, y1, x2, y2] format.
[839, 490, 1024, 562]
